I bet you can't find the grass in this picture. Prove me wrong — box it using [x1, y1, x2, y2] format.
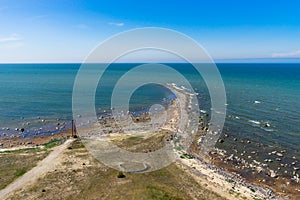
[43, 138, 64, 149]
[146, 185, 183, 200]
[0, 147, 39, 154]
[14, 168, 27, 177]
[226, 178, 234, 183]
[0, 137, 65, 190]
[0, 148, 49, 190]
[180, 152, 193, 159]
[110, 132, 166, 152]
[7, 138, 226, 200]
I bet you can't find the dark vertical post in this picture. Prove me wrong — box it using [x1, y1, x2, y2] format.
[71, 119, 74, 137]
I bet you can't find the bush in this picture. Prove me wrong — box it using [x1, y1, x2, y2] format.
[117, 171, 125, 178]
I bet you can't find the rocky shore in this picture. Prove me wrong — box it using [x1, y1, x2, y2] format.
[1, 83, 299, 199]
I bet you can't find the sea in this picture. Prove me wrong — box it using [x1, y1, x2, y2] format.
[0, 63, 299, 169]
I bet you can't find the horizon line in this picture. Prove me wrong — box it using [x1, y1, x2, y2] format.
[1, 57, 300, 64]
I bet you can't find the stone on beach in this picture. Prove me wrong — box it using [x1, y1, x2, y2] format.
[269, 170, 278, 178]
[276, 152, 283, 157]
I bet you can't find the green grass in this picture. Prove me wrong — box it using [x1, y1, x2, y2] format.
[180, 153, 193, 159]
[0, 147, 38, 154]
[0, 149, 49, 190]
[146, 185, 183, 200]
[0, 138, 65, 190]
[43, 138, 64, 149]
[14, 167, 27, 177]
[226, 178, 234, 183]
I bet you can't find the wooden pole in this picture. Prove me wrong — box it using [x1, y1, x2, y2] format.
[71, 119, 74, 137]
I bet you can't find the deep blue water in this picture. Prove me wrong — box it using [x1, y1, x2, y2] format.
[0, 63, 299, 159]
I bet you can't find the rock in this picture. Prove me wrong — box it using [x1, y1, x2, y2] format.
[218, 139, 224, 143]
[270, 170, 278, 178]
[264, 123, 271, 127]
[256, 166, 263, 173]
[227, 154, 234, 161]
[276, 152, 283, 157]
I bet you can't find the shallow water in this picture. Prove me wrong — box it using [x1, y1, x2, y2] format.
[0, 63, 299, 161]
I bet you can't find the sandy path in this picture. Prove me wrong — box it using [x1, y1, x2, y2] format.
[0, 139, 74, 200]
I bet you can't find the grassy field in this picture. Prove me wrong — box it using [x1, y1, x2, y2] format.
[6, 137, 226, 200]
[0, 147, 48, 190]
[0, 138, 66, 190]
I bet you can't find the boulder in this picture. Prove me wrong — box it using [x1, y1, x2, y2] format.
[270, 170, 278, 178]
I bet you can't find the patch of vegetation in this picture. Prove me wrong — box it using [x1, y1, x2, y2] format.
[14, 167, 27, 177]
[174, 146, 182, 151]
[249, 187, 256, 193]
[68, 139, 85, 149]
[180, 152, 193, 159]
[0, 147, 38, 154]
[111, 132, 166, 153]
[7, 138, 226, 200]
[117, 171, 126, 178]
[226, 178, 234, 183]
[146, 185, 183, 200]
[43, 138, 64, 149]
[0, 149, 49, 190]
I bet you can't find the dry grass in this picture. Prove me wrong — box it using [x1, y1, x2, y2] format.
[6, 138, 225, 200]
[0, 148, 49, 190]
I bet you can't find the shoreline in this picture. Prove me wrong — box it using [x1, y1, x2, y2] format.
[0, 129, 72, 150]
[0, 84, 299, 199]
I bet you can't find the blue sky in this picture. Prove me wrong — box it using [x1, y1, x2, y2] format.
[1, 0, 300, 62]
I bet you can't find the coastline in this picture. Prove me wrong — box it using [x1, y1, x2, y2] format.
[0, 84, 299, 199]
[0, 129, 72, 150]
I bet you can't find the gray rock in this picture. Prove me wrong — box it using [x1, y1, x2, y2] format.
[270, 170, 278, 178]
[276, 152, 283, 157]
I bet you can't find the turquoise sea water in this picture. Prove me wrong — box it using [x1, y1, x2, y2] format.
[0, 63, 299, 160]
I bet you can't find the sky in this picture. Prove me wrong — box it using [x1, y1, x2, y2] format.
[1, 0, 300, 63]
